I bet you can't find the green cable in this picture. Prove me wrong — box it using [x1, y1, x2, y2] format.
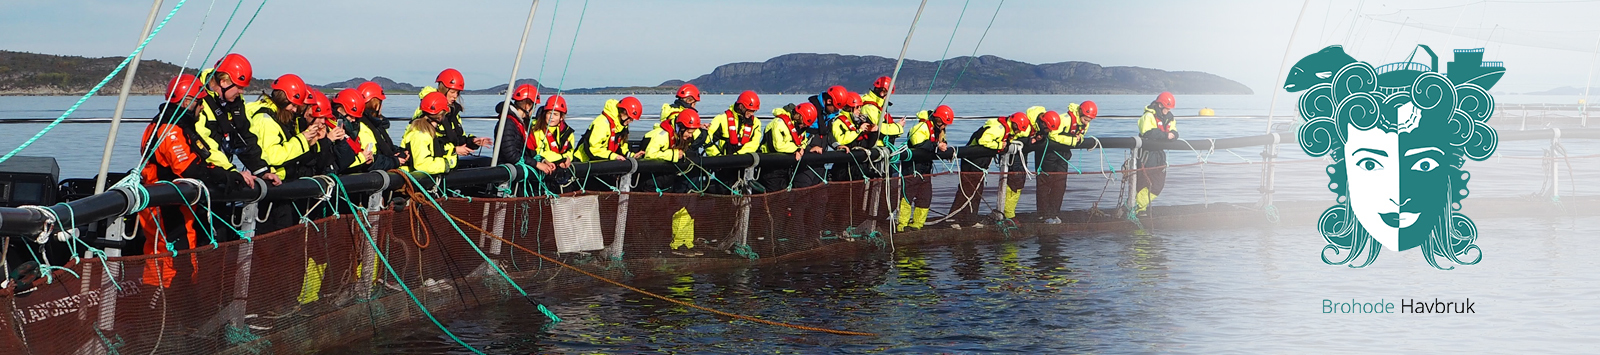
[937, 0, 1005, 106]
[399, 172, 561, 324]
[554, 0, 589, 94]
[917, 0, 971, 112]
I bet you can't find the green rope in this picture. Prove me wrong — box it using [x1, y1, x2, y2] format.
[730, 243, 759, 260]
[399, 172, 562, 324]
[332, 177, 487, 355]
[918, 0, 972, 112]
[0, 0, 190, 165]
[535, 0, 563, 85]
[554, 0, 589, 94]
[936, 0, 1005, 106]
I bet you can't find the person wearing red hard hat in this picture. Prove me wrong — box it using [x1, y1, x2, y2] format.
[1031, 101, 1099, 224]
[1135, 92, 1178, 216]
[947, 112, 1033, 229]
[661, 83, 701, 125]
[402, 91, 462, 175]
[859, 76, 904, 148]
[702, 90, 763, 194]
[329, 88, 387, 174]
[895, 104, 956, 232]
[415, 68, 492, 163]
[493, 83, 541, 167]
[826, 92, 877, 182]
[135, 74, 255, 278]
[243, 73, 328, 233]
[637, 108, 707, 255]
[355, 81, 404, 169]
[192, 53, 274, 190]
[760, 101, 818, 188]
[529, 95, 578, 194]
[575, 96, 645, 191]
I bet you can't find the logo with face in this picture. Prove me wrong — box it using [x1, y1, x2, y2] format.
[1287, 45, 1501, 269]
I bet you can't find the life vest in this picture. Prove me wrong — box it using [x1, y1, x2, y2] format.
[776, 112, 807, 147]
[601, 111, 626, 153]
[508, 113, 542, 152]
[723, 110, 758, 146]
[540, 125, 573, 154]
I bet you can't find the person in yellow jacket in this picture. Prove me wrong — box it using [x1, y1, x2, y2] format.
[245, 74, 324, 233]
[703, 91, 763, 194]
[759, 102, 817, 191]
[661, 83, 700, 124]
[530, 95, 579, 194]
[1135, 92, 1178, 216]
[194, 54, 276, 186]
[638, 109, 707, 256]
[827, 92, 877, 181]
[402, 92, 465, 175]
[1032, 101, 1098, 224]
[329, 88, 380, 174]
[859, 76, 904, 148]
[948, 112, 1033, 228]
[413, 69, 492, 163]
[575, 96, 643, 191]
[896, 105, 955, 232]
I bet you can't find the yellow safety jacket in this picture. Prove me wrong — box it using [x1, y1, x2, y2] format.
[858, 91, 903, 145]
[1139, 107, 1177, 137]
[968, 118, 1026, 150]
[660, 102, 690, 123]
[244, 99, 312, 178]
[191, 69, 241, 171]
[705, 105, 762, 157]
[343, 120, 380, 169]
[762, 107, 808, 154]
[639, 125, 702, 162]
[576, 99, 632, 162]
[830, 112, 864, 148]
[1059, 103, 1091, 146]
[400, 121, 457, 174]
[909, 112, 939, 147]
[532, 124, 577, 164]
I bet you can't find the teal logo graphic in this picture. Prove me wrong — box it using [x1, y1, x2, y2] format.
[1287, 44, 1503, 270]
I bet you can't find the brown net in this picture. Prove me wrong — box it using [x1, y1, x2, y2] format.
[1, 144, 1593, 353]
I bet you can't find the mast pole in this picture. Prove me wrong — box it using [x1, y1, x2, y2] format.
[490, 0, 543, 167]
[94, 0, 166, 194]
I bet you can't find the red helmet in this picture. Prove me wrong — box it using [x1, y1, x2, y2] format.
[617, 96, 643, 120]
[357, 81, 386, 102]
[213, 53, 252, 87]
[675, 83, 701, 101]
[843, 92, 863, 109]
[674, 108, 702, 130]
[1156, 91, 1175, 109]
[872, 76, 892, 92]
[1006, 112, 1030, 132]
[1039, 111, 1062, 131]
[735, 90, 761, 111]
[794, 102, 819, 127]
[272, 74, 310, 106]
[543, 95, 568, 114]
[165, 74, 207, 103]
[511, 84, 539, 104]
[932, 105, 955, 126]
[1080, 100, 1098, 119]
[825, 85, 849, 109]
[334, 88, 365, 117]
[435, 68, 465, 91]
[420, 91, 450, 115]
[307, 90, 334, 118]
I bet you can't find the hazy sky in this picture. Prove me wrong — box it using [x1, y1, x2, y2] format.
[5, 0, 1599, 94]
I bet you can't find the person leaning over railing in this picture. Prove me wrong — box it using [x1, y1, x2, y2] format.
[637, 109, 707, 256]
[245, 74, 326, 233]
[329, 89, 381, 175]
[356, 82, 405, 170]
[529, 95, 578, 194]
[135, 74, 256, 285]
[576, 96, 643, 191]
[1032, 101, 1097, 224]
[859, 76, 904, 149]
[759, 102, 817, 192]
[1134, 92, 1178, 217]
[704, 91, 763, 194]
[896, 105, 954, 232]
[402, 92, 462, 175]
[195, 54, 276, 187]
[949, 112, 1032, 229]
[827, 92, 876, 182]
[289, 90, 340, 179]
